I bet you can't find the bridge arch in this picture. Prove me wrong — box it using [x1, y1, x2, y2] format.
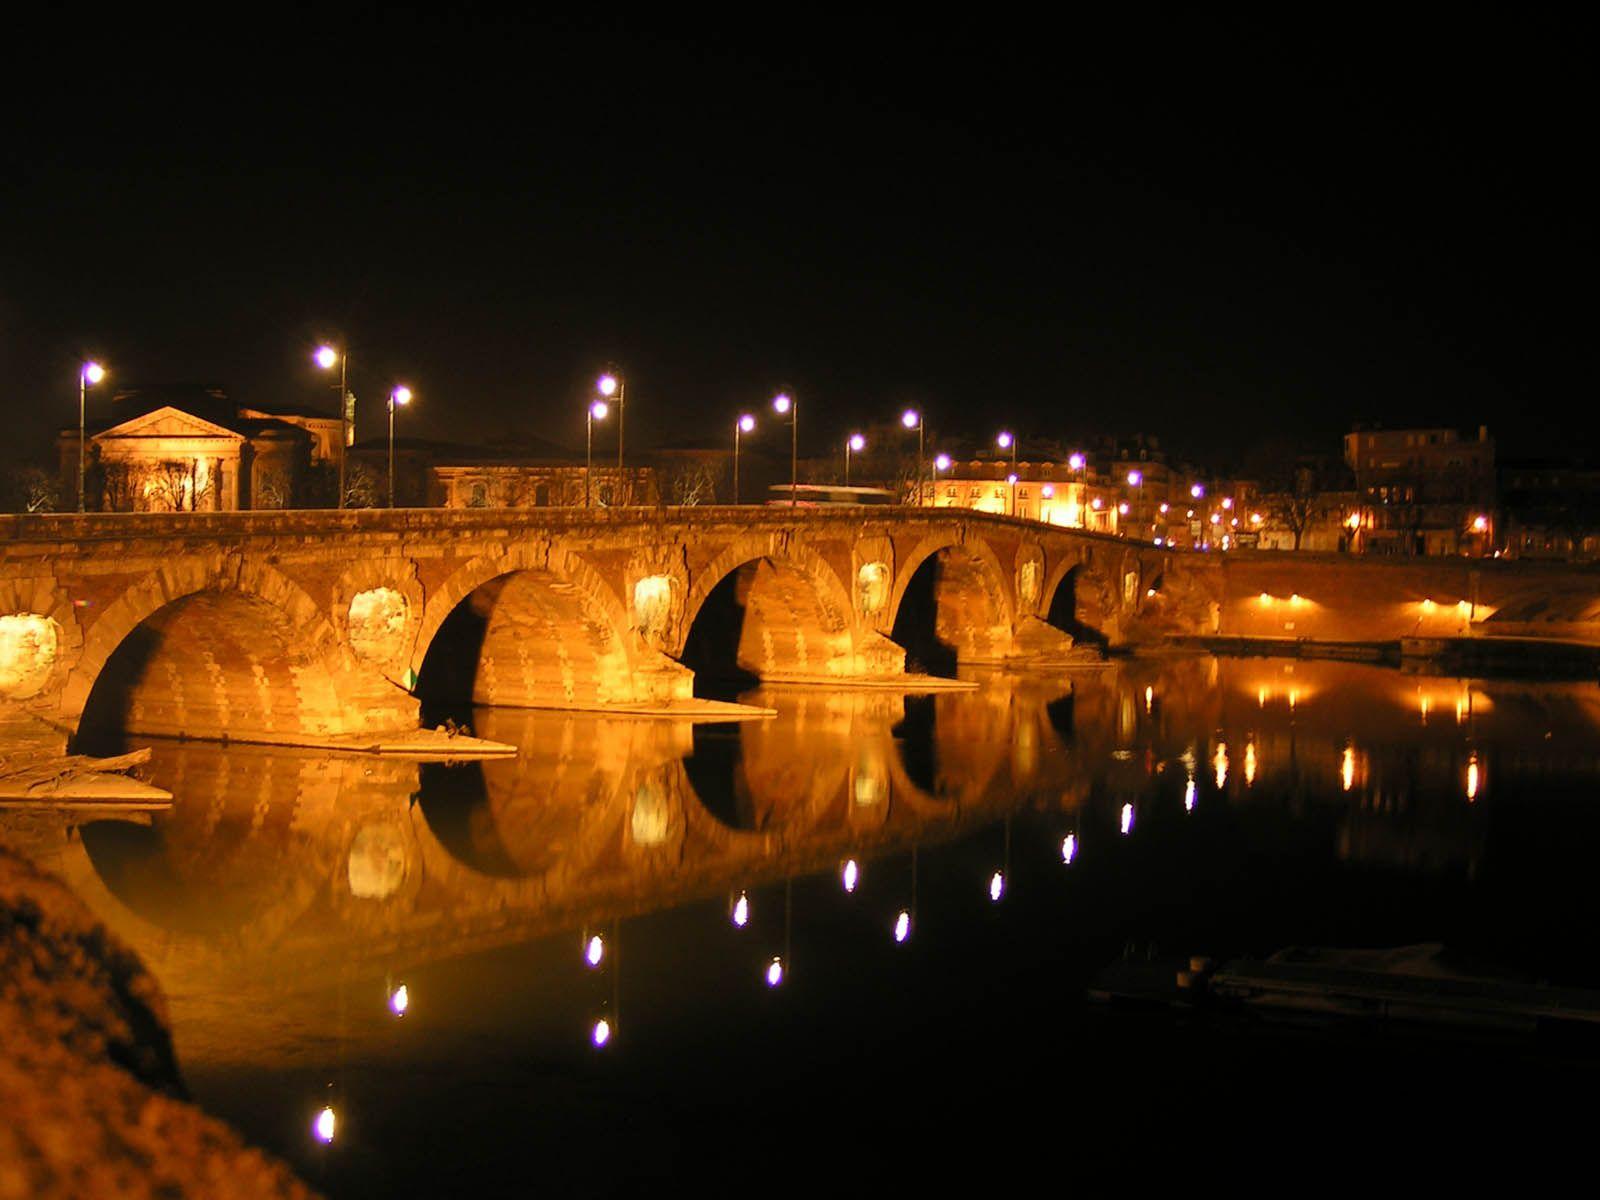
[412, 545, 643, 711]
[888, 533, 1015, 672]
[677, 535, 857, 688]
[66, 558, 410, 747]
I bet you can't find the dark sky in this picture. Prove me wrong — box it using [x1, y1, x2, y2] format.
[2, 11, 1589, 468]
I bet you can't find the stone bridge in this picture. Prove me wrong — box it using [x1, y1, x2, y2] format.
[1, 508, 1191, 746]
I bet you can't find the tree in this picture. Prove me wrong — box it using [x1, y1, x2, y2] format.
[344, 462, 381, 509]
[1263, 483, 1319, 550]
[660, 459, 724, 506]
[2, 466, 59, 513]
[143, 460, 212, 512]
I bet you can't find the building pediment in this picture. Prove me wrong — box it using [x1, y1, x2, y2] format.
[92, 405, 245, 444]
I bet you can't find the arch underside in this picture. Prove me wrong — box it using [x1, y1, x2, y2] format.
[891, 548, 1012, 673]
[75, 591, 412, 747]
[419, 569, 676, 711]
[684, 558, 858, 684]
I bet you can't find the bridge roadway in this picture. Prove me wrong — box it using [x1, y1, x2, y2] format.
[1, 506, 1191, 746]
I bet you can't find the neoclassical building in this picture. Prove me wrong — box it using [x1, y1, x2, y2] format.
[59, 385, 342, 511]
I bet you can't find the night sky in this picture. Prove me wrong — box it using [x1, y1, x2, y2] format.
[2, 12, 1588, 468]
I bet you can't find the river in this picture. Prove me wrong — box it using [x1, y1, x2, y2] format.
[5, 656, 1600, 1193]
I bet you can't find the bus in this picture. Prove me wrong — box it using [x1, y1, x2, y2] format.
[765, 484, 897, 506]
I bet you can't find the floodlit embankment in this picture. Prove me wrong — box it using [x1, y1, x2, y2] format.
[0, 842, 315, 1200]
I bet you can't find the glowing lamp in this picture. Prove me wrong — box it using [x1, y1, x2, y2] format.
[1091, 497, 1103, 510]
[996, 431, 1013, 449]
[1127, 469, 1142, 487]
[848, 433, 866, 452]
[1007, 472, 1019, 485]
[901, 409, 921, 429]
[1041, 484, 1054, 498]
[738, 413, 756, 433]
[314, 1106, 336, 1144]
[590, 399, 609, 421]
[894, 910, 912, 943]
[313, 345, 338, 370]
[934, 453, 951, 471]
[391, 385, 412, 406]
[1221, 497, 1233, 510]
[1159, 502, 1169, 513]
[1472, 515, 1489, 532]
[83, 361, 107, 384]
[1068, 452, 1086, 471]
[772, 393, 792, 415]
[597, 373, 619, 397]
[1259, 592, 1273, 605]
[1118, 502, 1129, 515]
[1190, 483, 1205, 499]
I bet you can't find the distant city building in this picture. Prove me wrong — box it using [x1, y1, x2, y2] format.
[1344, 425, 1496, 556]
[1498, 458, 1600, 561]
[57, 385, 342, 511]
[348, 437, 659, 509]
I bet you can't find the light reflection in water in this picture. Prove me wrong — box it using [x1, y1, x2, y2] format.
[15, 654, 1598, 1153]
[765, 957, 785, 987]
[314, 1106, 336, 1144]
[389, 983, 409, 1016]
[585, 933, 605, 967]
[841, 859, 860, 893]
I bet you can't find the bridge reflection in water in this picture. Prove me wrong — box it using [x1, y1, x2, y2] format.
[8, 657, 1600, 1192]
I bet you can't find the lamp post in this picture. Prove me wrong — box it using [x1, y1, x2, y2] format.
[733, 412, 756, 504]
[598, 373, 625, 477]
[997, 431, 1018, 516]
[1067, 452, 1086, 527]
[586, 399, 609, 507]
[933, 453, 951, 506]
[772, 393, 797, 506]
[78, 360, 106, 512]
[315, 345, 347, 508]
[901, 409, 924, 505]
[387, 386, 412, 508]
[845, 433, 865, 487]
[1127, 469, 1144, 533]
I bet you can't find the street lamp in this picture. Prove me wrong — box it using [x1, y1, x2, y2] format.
[772, 393, 797, 506]
[845, 433, 866, 486]
[901, 409, 924, 504]
[597, 373, 626, 477]
[387, 386, 412, 508]
[933, 453, 951, 505]
[315, 344, 349, 508]
[733, 412, 756, 504]
[1127, 468, 1144, 528]
[78, 360, 106, 512]
[586, 399, 609, 507]
[997, 431, 1018, 516]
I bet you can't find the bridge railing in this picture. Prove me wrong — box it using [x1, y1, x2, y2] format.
[2, 505, 1144, 549]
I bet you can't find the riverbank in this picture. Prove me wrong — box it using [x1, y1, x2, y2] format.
[0, 842, 315, 1199]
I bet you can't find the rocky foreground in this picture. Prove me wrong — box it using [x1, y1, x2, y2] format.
[0, 842, 315, 1199]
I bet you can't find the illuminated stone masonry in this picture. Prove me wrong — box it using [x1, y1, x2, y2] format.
[0, 508, 1167, 746]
